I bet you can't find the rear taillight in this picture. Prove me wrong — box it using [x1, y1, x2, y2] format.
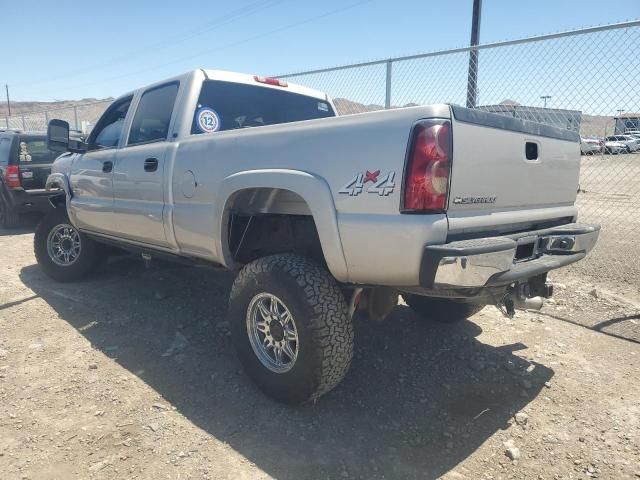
[254, 75, 288, 87]
[402, 120, 451, 212]
[5, 165, 21, 188]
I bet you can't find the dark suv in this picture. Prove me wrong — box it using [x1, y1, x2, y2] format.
[0, 130, 60, 227]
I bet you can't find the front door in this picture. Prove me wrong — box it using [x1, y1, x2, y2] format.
[69, 96, 133, 235]
[111, 82, 179, 247]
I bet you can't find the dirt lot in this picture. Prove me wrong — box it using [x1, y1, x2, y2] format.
[1, 225, 640, 480]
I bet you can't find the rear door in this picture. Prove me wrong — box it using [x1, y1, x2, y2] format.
[111, 82, 180, 247]
[69, 96, 133, 234]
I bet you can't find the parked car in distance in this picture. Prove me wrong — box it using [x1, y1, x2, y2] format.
[0, 129, 63, 227]
[605, 135, 639, 152]
[580, 137, 603, 155]
[38, 69, 599, 404]
[624, 131, 640, 142]
[604, 139, 630, 155]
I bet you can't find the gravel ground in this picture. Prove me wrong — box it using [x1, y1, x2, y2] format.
[1, 226, 640, 480]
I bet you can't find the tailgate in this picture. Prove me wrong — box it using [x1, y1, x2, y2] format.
[447, 107, 580, 217]
[19, 163, 52, 190]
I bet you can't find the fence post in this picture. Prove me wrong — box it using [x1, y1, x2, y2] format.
[21, 116, 26, 131]
[74, 106, 79, 131]
[44, 111, 49, 127]
[4, 117, 8, 129]
[385, 60, 392, 109]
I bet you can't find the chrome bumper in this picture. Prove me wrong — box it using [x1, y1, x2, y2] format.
[419, 223, 600, 288]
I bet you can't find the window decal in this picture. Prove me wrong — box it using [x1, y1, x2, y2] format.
[195, 107, 221, 133]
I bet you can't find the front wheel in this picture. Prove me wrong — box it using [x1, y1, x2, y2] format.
[34, 208, 100, 282]
[229, 254, 353, 404]
[403, 295, 485, 323]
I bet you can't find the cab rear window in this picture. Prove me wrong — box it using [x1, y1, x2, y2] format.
[191, 80, 334, 134]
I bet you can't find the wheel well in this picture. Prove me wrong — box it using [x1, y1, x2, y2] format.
[49, 192, 66, 208]
[226, 188, 324, 265]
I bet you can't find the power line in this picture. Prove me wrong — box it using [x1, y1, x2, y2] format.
[30, 0, 373, 97]
[17, 0, 286, 88]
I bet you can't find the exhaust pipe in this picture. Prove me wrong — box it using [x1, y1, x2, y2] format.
[513, 295, 544, 311]
[497, 286, 545, 318]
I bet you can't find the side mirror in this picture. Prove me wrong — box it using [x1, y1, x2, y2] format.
[47, 119, 70, 152]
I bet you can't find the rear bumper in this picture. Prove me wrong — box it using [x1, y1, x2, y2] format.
[5, 188, 56, 214]
[419, 223, 600, 289]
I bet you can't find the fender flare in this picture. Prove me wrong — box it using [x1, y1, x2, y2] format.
[45, 172, 75, 220]
[214, 169, 349, 282]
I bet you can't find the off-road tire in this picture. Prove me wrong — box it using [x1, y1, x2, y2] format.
[229, 254, 353, 404]
[0, 197, 20, 228]
[34, 208, 100, 282]
[403, 295, 485, 323]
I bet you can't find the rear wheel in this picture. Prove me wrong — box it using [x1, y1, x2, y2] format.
[34, 208, 100, 282]
[229, 254, 353, 404]
[403, 295, 485, 324]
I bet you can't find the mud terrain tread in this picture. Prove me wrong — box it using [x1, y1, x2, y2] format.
[230, 254, 353, 402]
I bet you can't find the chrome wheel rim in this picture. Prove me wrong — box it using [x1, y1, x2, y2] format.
[246, 293, 299, 373]
[47, 223, 81, 267]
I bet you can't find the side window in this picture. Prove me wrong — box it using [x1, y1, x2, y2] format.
[89, 97, 132, 150]
[0, 136, 12, 166]
[128, 83, 179, 146]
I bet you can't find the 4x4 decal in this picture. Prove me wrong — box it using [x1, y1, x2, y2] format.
[339, 170, 396, 196]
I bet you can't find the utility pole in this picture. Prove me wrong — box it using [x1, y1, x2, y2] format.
[466, 0, 482, 108]
[540, 95, 552, 108]
[616, 109, 625, 116]
[5, 84, 11, 117]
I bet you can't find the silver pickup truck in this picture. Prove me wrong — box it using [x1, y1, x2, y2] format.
[39, 69, 599, 403]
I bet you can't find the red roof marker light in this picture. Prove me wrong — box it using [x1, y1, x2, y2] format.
[254, 76, 288, 87]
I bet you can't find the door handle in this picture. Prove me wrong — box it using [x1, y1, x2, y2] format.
[102, 161, 113, 173]
[144, 158, 158, 172]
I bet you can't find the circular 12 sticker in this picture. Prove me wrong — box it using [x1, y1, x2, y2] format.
[196, 107, 221, 133]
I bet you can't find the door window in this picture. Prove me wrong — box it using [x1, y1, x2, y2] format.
[88, 97, 133, 150]
[128, 83, 179, 146]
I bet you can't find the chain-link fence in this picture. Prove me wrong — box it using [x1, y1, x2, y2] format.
[277, 20, 640, 287]
[3, 21, 638, 286]
[2, 100, 111, 134]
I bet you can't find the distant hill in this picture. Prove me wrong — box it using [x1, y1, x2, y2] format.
[333, 98, 614, 137]
[333, 98, 420, 115]
[0, 98, 113, 117]
[3, 96, 616, 138]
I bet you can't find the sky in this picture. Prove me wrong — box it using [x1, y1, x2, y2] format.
[2, 0, 639, 102]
